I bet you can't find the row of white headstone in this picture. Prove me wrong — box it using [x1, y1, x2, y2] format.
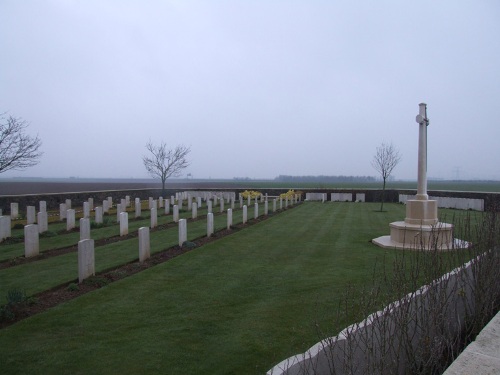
[26, 196, 299, 283]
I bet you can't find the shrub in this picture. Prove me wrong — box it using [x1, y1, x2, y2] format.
[241, 190, 262, 199]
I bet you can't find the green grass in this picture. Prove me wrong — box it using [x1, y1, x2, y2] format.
[0, 203, 482, 374]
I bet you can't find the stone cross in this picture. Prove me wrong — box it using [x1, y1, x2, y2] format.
[416, 102, 430, 200]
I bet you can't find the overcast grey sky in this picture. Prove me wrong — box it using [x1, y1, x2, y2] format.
[1, 1, 499, 180]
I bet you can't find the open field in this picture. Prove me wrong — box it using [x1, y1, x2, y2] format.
[1, 178, 500, 195]
[0, 202, 481, 374]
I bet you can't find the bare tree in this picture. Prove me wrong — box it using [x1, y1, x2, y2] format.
[0, 114, 43, 174]
[142, 141, 191, 194]
[371, 142, 401, 211]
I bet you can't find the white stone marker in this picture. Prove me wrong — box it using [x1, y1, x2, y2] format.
[103, 200, 110, 213]
[120, 212, 128, 236]
[0, 216, 12, 241]
[173, 205, 179, 222]
[10, 203, 19, 219]
[37, 211, 48, 233]
[116, 204, 122, 223]
[24, 224, 39, 258]
[120, 199, 127, 211]
[39, 201, 47, 213]
[67, 209, 76, 231]
[243, 205, 248, 224]
[78, 239, 95, 283]
[264, 201, 269, 215]
[125, 196, 130, 207]
[135, 200, 142, 218]
[165, 199, 170, 215]
[273, 199, 277, 212]
[151, 199, 157, 210]
[227, 209, 233, 229]
[80, 218, 90, 240]
[107, 197, 112, 209]
[220, 198, 224, 213]
[95, 206, 103, 224]
[178, 199, 183, 211]
[188, 198, 192, 210]
[83, 202, 90, 218]
[65, 199, 72, 209]
[60, 203, 67, 220]
[150, 207, 158, 229]
[231, 197, 235, 209]
[280, 198, 283, 210]
[27, 206, 36, 225]
[207, 213, 214, 237]
[178, 219, 187, 246]
[138, 227, 150, 262]
[192, 203, 198, 219]
[254, 203, 259, 219]
[197, 197, 202, 208]
[88, 198, 94, 210]
[247, 196, 251, 206]
[207, 200, 213, 214]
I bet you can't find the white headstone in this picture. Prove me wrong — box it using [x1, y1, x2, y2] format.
[39, 201, 47, 213]
[67, 209, 76, 231]
[83, 202, 90, 218]
[80, 218, 90, 240]
[10, 203, 19, 219]
[264, 201, 268, 215]
[0, 216, 11, 241]
[120, 212, 128, 236]
[138, 227, 150, 262]
[95, 206, 103, 224]
[254, 203, 259, 219]
[192, 203, 198, 219]
[243, 205, 247, 224]
[135, 200, 142, 218]
[273, 199, 277, 212]
[78, 239, 95, 283]
[207, 200, 212, 214]
[207, 213, 214, 237]
[88, 198, 94, 210]
[37, 211, 48, 233]
[60, 204, 67, 220]
[65, 199, 72, 209]
[150, 207, 157, 229]
[103, 200, 110, 213]
[220, 198, 224, 213]
[178, 219, 187, 246]
[227, 209, 233, 229]
[24, 224, 39, 258]
[27, 206, 36, 225]
[165, 199, 170, 215]
[116, 204, 122, 222]
[173, 205, 179, 223]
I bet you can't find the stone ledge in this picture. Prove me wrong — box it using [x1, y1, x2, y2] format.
[442, 311, 500, 375]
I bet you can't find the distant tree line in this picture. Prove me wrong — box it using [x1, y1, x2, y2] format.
[274, 175, 377, 183]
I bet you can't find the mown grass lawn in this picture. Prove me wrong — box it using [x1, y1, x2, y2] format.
[0, 202, 479, 374]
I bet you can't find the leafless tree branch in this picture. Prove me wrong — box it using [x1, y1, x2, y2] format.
[0, 114, 43, 174]
[142, 141, 191, 193]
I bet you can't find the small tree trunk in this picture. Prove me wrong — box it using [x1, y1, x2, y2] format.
[380, 178, 387, 212]
[161, 178, 166, 197]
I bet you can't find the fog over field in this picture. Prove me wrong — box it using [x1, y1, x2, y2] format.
[1, 1, 499, 181]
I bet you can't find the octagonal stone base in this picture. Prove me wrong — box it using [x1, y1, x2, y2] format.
[372, 221, 456, 250]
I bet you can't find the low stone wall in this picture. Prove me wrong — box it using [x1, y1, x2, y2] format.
[399, 194, 485, 211]
[267, 250, 497, 375]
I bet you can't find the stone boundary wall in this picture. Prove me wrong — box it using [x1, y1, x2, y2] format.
[267, 252, 493, 375]
[1, 188, 499, 214]
[399, 194, 485, 211]
[442, 310, 500, 374]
